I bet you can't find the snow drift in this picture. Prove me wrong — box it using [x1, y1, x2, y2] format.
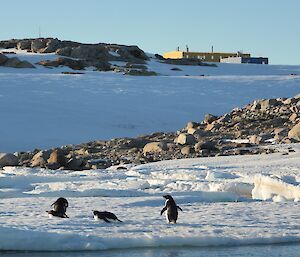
[252, 175, 300, 202]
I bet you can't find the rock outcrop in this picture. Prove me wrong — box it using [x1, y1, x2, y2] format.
[288, 123, 300, 141]
[0, 38, 151, 72]
[5, 93, 298, 171]
[0, 53, 35, 68]
[0, 153, 19, 168]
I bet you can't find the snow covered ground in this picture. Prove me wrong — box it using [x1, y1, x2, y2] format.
[0, 50, 300, 152]
[1, 144, 300, 251]
[1, 49, 300, 252]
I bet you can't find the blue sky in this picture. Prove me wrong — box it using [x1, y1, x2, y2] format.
[1, 0, 299, 65]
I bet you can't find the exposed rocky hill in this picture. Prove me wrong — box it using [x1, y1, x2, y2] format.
[1, 93, 300, 170]
[0, 38, 215, 74]
[0, 38, 150, 72]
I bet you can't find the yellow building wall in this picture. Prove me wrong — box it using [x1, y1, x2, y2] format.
[182, 52, 250, 62]
[163, 51, 251, 62]
[163, 51, 184, 59]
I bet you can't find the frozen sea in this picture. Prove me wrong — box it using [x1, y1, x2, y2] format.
[2, 244, 300, 257]
[1, 145, 300, 253]
[0, 49, 300, 152]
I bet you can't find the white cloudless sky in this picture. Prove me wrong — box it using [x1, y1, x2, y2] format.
[0, 0, 299, 65]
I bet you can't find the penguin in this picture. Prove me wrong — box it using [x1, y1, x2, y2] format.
[93, 210, 122, 223]
[47, 197, 69, 218]
[160, 194, 182, 224]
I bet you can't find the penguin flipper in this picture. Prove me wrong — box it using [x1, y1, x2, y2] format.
[160, 207, 167, 215]
[177, 206, 183, 211]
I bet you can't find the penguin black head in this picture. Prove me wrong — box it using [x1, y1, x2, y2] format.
[53, 197, 68, 207]
[163, 194, 174, 200]
[51, 197, 68, 211]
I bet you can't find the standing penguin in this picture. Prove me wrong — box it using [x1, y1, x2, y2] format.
[47, 197, 69, 218]
[160, 194, 182, 224]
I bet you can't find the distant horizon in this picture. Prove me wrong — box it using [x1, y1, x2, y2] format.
[0, 0, 299, 65]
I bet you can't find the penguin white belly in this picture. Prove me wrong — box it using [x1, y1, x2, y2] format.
[94, 215, 116, 223]
[165, 212, 169, 223]
[94, 215, 103, 221]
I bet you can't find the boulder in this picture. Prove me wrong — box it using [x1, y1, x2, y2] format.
[122, 138, 150, 149]
[3, 57, 35, 68]
[119, 45, 149, 61]
[175, 133, 196, 145]
[17, 40, 32, 51]
[125, 69, 157, 76]
[260, 99, 281, 111]
[170, 67, 182, 71]
[37, 58, 85, 70]
[205, 122, 221, 131]
[47, 149, 66, 166]
[181, 146, 194, 155]
[249, 100, 261, 111]
[0, 153, 19, 168]
[290, 106, 299, 113]
[288, 123, 300, 141]
[217, 113, 231, 123]
[204, 114, 217, 124]
[0, 39, 19, 49]
[194, 141, 217, 151]
[143, 142, 167, 154]
[289, 113, 299, 122]
[42, 38, 62, 53]
[31, 39, 47, 53]
[186, 121, 199, 130]
[58, 45, 108, 60]
[187, 128, 197, 135]
[248, 135, 262, 145]
[125, 63, 147, 70]
[0, 53, 8, 64]
[65, 157, 84, 170]
[94, 61, 111, 71]
[56, 46, 72, 56]
[283, 98, 298, 105]
[31, 150, 51, 167]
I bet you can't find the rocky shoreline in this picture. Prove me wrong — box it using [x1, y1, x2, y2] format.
[1, 94, 300, 170]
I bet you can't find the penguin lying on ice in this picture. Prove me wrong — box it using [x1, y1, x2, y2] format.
[160, 194, 182, 224]
[47, 197, 69, 218]
[93, 210, 122, 223]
